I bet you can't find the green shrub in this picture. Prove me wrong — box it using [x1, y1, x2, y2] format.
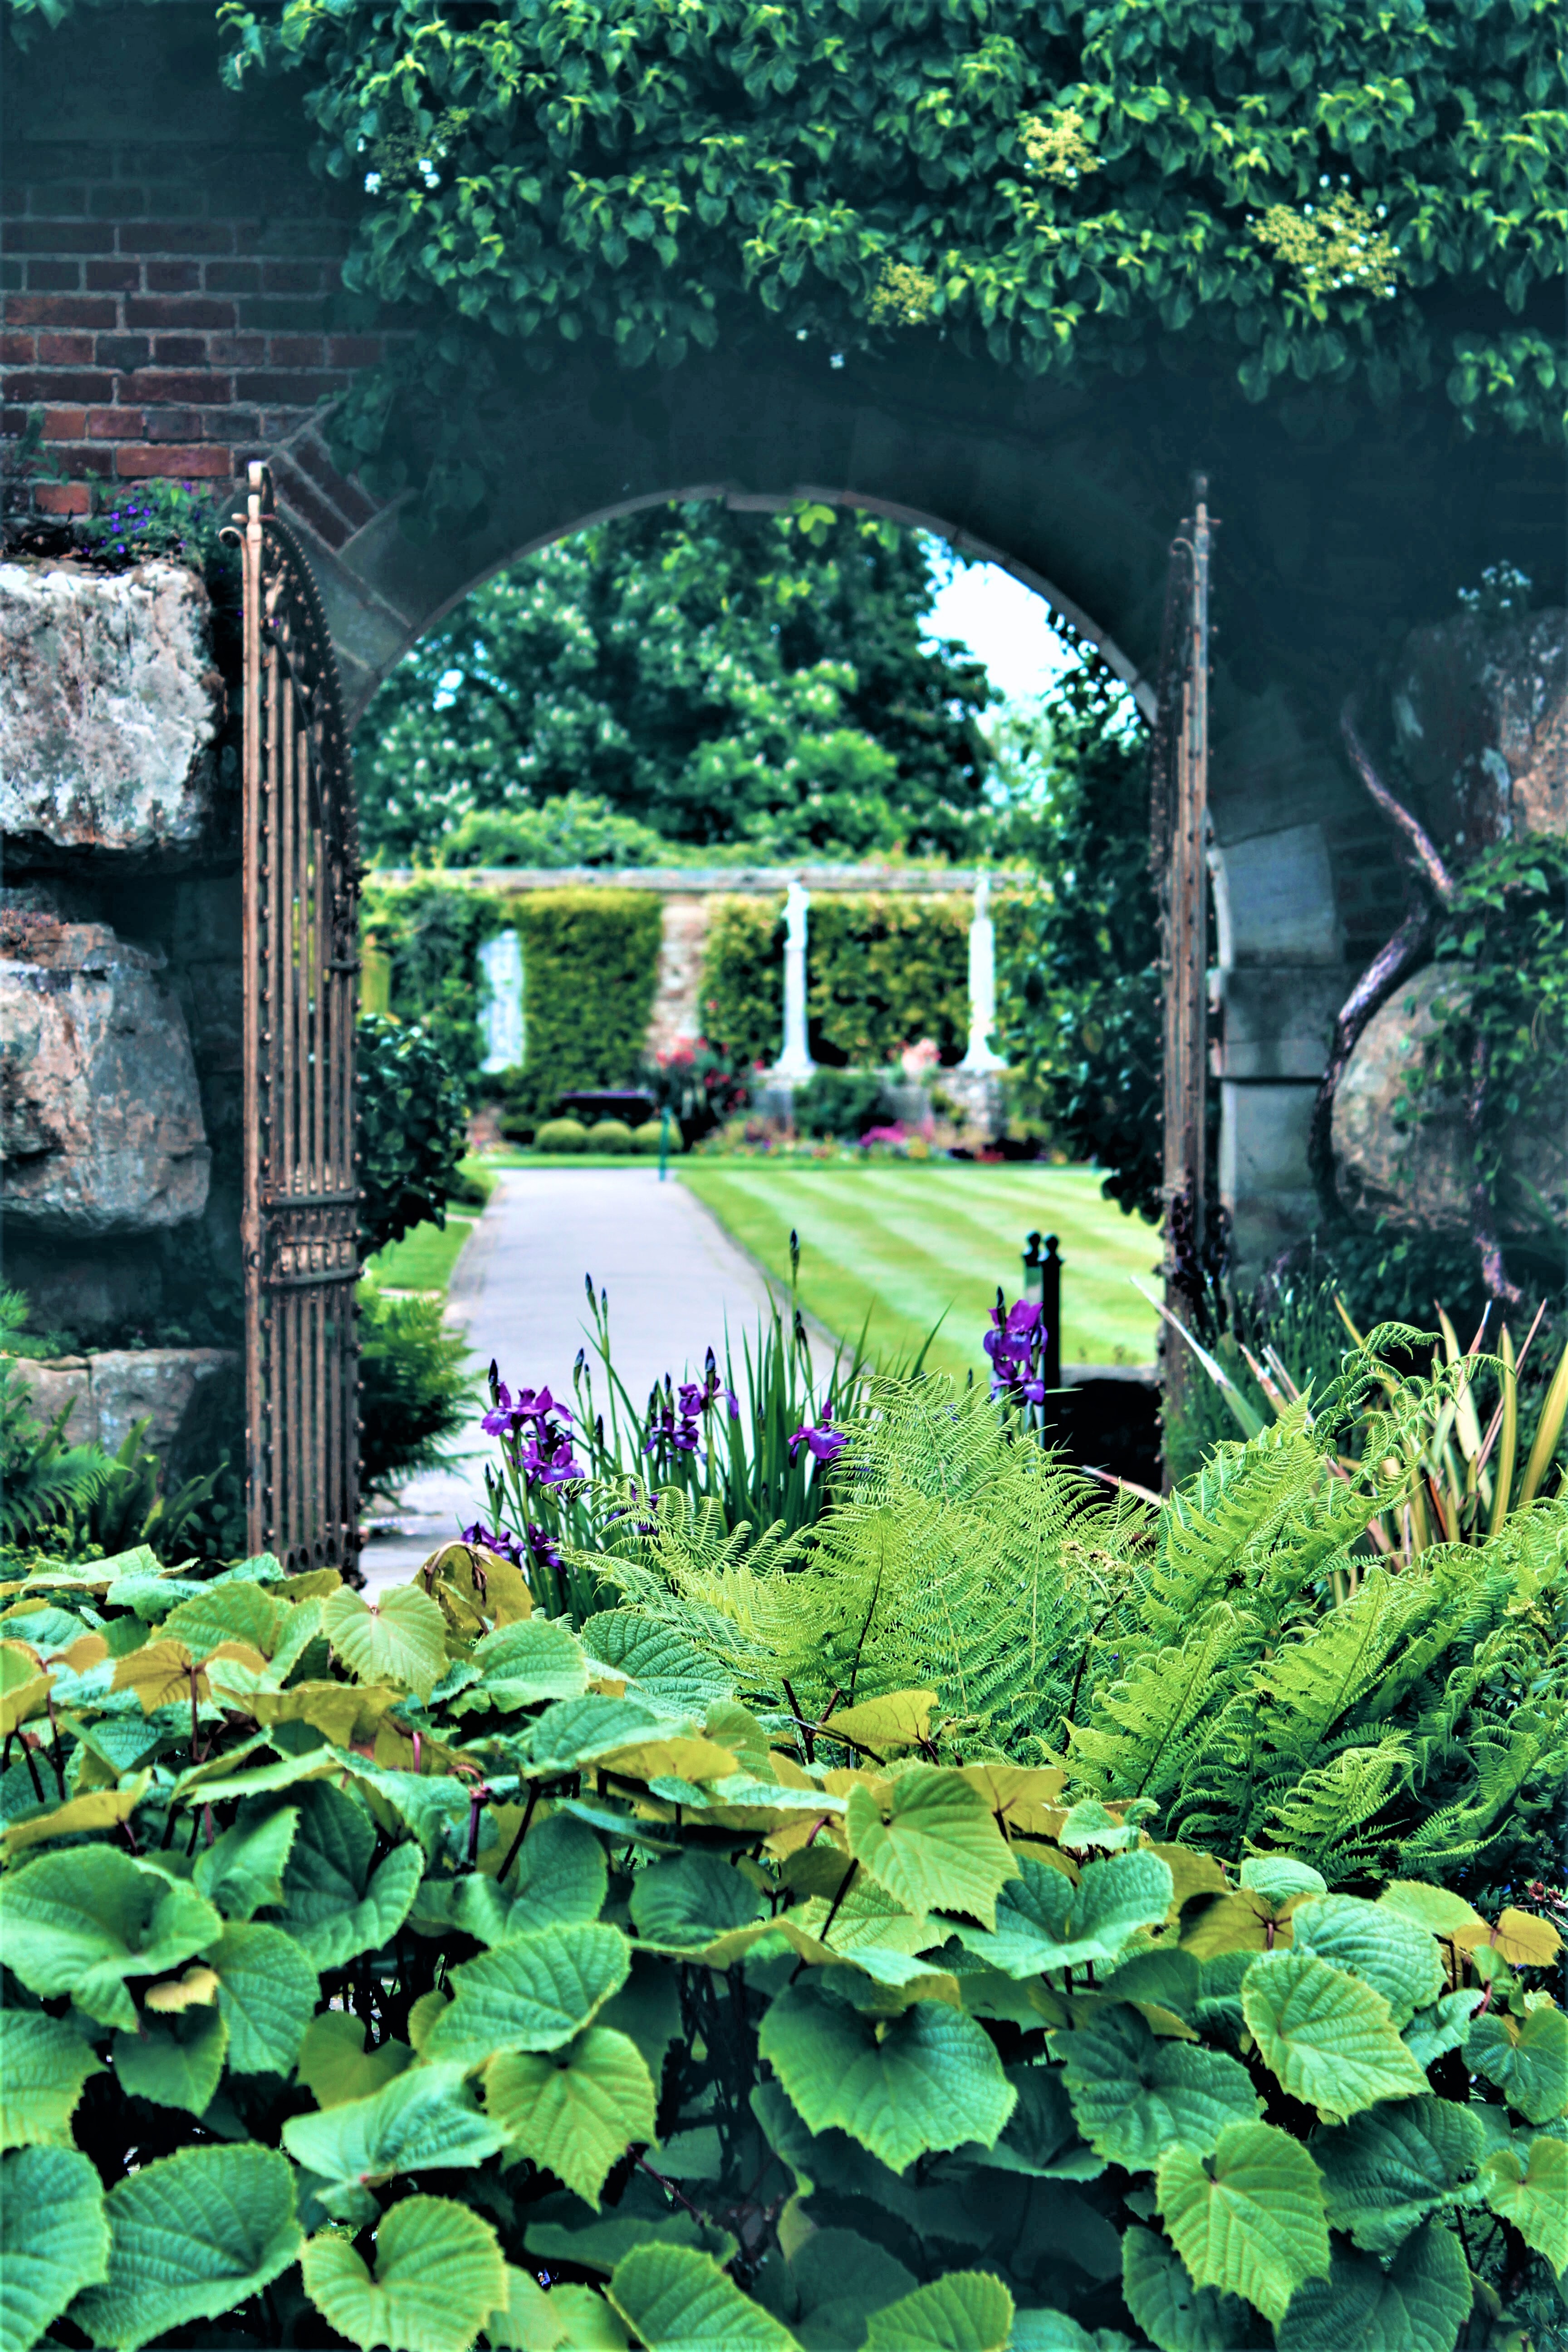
[533, 1116, 589, 1153]
[585, 1117, 635, 1153]
[362, 877, 505, 1102]
[437, 793, 680, 870]
[358, 1012, 470, 1257]
[697, 894, 784, 1067]
[0, 1439, 1563, 2352]
[632, 1116, 682, 1154]
[356, 1278, 474, 1498]
[794, 1067, 888, 1140]
[510, 888, 663, 1128]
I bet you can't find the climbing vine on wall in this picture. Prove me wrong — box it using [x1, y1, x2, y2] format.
[191, 0, 1565, 523]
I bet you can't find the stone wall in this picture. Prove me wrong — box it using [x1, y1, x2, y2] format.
[0, 552, 244, 1480]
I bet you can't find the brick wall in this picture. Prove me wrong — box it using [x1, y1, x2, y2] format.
[2, 3, 393, 551]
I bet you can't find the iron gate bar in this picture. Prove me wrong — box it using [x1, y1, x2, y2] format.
[224, 461, 363, 1571]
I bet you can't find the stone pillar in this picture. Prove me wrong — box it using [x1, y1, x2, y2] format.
[478, 928, 524, 1073]
[959, 873, 1006, 1074]
[775, 879, 816, 1082]
[647, 895, 710, 1058]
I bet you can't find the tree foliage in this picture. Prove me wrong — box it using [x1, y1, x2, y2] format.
[209, 0, 1565, 521]
[995, 665, 1161, 1219]
[353, 503, 994, 866]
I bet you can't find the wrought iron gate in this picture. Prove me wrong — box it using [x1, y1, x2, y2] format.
[227, 462, 362, 1568]
[1150, 477, 1213, 1451]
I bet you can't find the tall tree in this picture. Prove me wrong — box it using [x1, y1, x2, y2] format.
[353, 504, 995, 866]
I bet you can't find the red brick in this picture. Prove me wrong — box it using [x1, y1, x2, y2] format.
[27, 262, 85, 292]
[0, 333, 38, 363]
[127, 371, 230, 404]
[86, 260, 141, 292]
[34, 482, 92, 515]
[9, 296, 117, 327]
[290, 432, 380, 530]
[234, 371, 346, 403]
[261, 262, 324, 295]
[146, 261, 203, 294]
[150, 336, 209, 365]
[144, 408, 204, 441]
[125, 297, 235, 329]
[206, 334, 266, 366]
[116, 442, 231, 479]
[37, 331, 95, 364]
[88, 406, 141, 438]
[327, 334, 383, 369]
[6, 220, 115, 253]
[95, 335, 151, 370]
[205, 262, 263, 294]
[268, 334, 324, 368]
[43, 406, 88, 441]
[117, 223, 235, 257]
[5, 371, 114, 402]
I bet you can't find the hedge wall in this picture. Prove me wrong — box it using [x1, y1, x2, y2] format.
[700, 891, 1027, 1069]
[361, 878, 662, 1118]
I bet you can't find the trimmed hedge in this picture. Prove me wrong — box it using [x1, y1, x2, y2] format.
[700, 889, 1028, 1069]
[362, 880, 662, 1121]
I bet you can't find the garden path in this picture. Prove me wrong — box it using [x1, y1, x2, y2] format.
[358, 1168, 790, 1591]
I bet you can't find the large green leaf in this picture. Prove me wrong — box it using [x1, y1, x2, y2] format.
[0, 2010, 104, 2150]
[1054, 2004, 1260, 2172]
[1401, 1990, 1484, 2072]
[471, 1615, 590, 1706]
[322, 1580, 447, 1698]
[487, 2265, 629, 2348]
[113, 2004, 227, 2115]
[583, 1611, 735, 1719]
[1289, 1897, 1444, 2030]
[1156, 2120, 1331, 2327]
[209, 1921, 319, 2074]
[629, 1849, 764, 1947]
[757, 2229, 916, 2352]
[485, 2027, 656, 2207]
[296, 2010, 414, 2108]
[274, 1782, 424, 1969]
[193, 1804, 298, 1921]
[1241, 1950, 1429, 2122]
[1273, 2222, 1473, 2351]
[70, 2142, 300, 2352]
[959, 1852, 1173, 1980]
[452, 1813, 608, 1945]
[303, 2194, 509, 2352]
[283, 2062, 507, 2202]
[608, 2244, 799, 2351]
[161, 1581, 287, 1659]
[845, 1767, 1019, 1930]
[1, 2147, 109, 2352]
[1313, 2097, 1485, 2253]
[0, 1847, 222, 2030]
[861, 2272, 1014, 2352]
[758, 1974, 1015, 2173]
[1480, 2136, 1568, 2273]
[1120, 2225, 1254, 2352]
[1466, 2003, 1568, 2124]
[426, 1923, 631, 2064]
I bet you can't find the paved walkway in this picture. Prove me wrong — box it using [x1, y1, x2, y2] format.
[359, 1170, 791, 1590]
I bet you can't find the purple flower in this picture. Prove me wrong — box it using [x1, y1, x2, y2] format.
[984, 1294, 1048, 1404]
[788, 1412, 847, 1465]
[481, 1378, 573, 1439]
[519, 1422, 585, 1486]
[461, 1519, 525, 1569]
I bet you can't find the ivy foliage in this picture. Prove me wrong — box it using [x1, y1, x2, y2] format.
[358, 1011, 470, 1257]
[1, 1372, 1565, 2350]
[353, 505, 995, 867]
[208, 0, 1565, 524]
[995, 666, 1161, 1221]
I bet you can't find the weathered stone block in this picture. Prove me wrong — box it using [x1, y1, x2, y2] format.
[0, 557, 227, 862]
[1331, 963, 1568, 1234]
[1392, 608, 1566, 852]
[0, 913, 210, 1235]
[10, 1347, 242, 1484]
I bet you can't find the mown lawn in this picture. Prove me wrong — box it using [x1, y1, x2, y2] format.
[681, 1161, 1160, 1380]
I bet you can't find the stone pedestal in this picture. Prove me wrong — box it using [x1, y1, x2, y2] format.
[10, 1348, 242, 1487]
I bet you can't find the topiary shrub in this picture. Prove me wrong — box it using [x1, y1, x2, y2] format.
[585, 1118, 635, 1154]
[533, 1116, 588, 1153]
[632, 1117, 683, 1154]
[508, 888, 663, 1129]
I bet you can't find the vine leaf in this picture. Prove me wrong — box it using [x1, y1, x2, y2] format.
[192, 1805, 299, 1921]
[470, 1616, 590, 1707]
[0, 1847, 222, 2031]
[1241, 1950, 1429, 2122]
[486, 2265, 629, 2349]
[0, 2010, 105, 2151]
[1272, 2221, 1474, 2351]
[960, 1851, 1174, 1978]
[1313, 2096, 1486, 2253]
[629, 1850, 764, 1947]
[322, 1581, 447, 1698]
[1054, 2004, 1261, 2171]
[301, 2194, 508, 2352]
[112, 2005, 228, 2116]
[1479, 2137, 1568, 2275]
[451, 1813, 608, 1945]
[282, 2063, 506, 2208]
[861, 2271, 1014, 2352]
[209, 1922, 320, 2076]
[295, 2011, 413, 2110]
[608, 2243, 800, 2350]
[1156, 2120, 1331, 2325]
[1289, 1896, 1443, 2029]
[1465, 2003, 1568, 2124]
[1120, 2224, 1255, 2351]
[426, 1924, 632, 2065]
[1, 2146, 109, 2352]
[485, 2027, 656, 2208]
[69, 2143, 301, 2352]
[846, 1765, 1019, 1928]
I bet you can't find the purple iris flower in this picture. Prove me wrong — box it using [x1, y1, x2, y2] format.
[519, 1421, 585, 1486]
[481, 1380, 573, 1439]
[984, 1294, 1048, 1404]
[788, 1411, 847, 1465]
[461, 1519, 525, 1568]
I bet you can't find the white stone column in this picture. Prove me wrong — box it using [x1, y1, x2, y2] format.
[960, 874, 1005, 1073]
[478, 928, 524, 1073]
[775, 879, 816, 1081]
